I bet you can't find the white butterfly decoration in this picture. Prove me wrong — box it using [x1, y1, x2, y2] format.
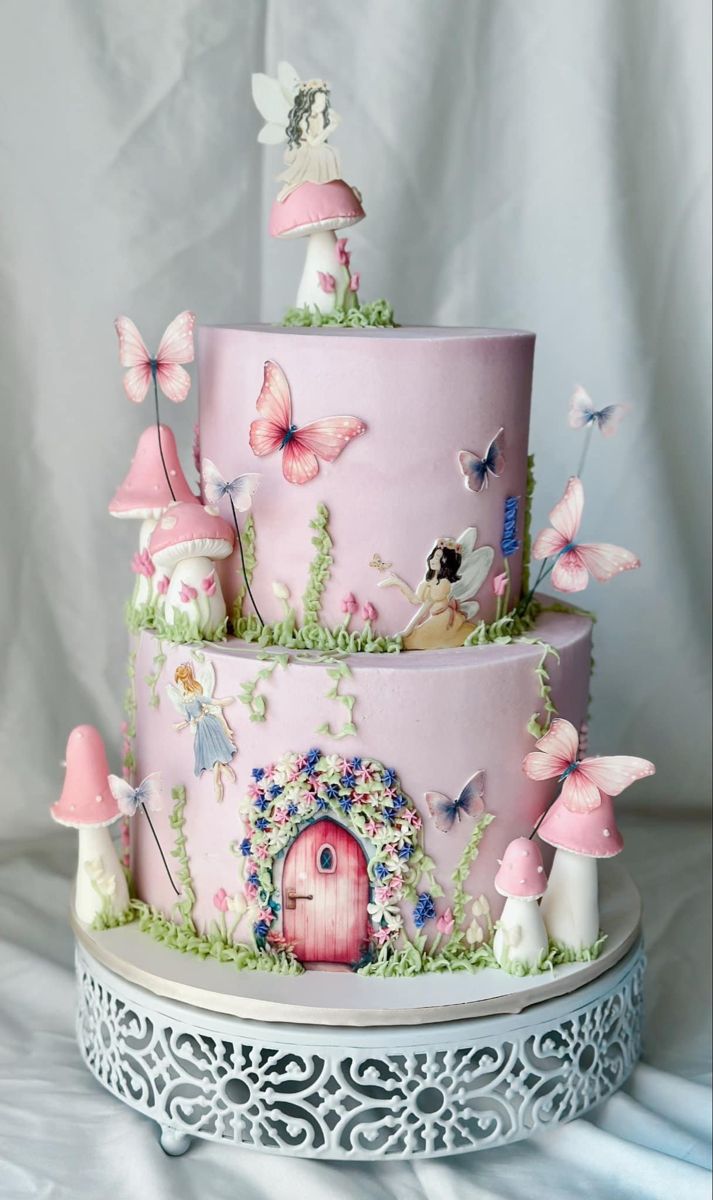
[108, 773, 162, 817]
[568, 385, 627, 437]
[251, 61, 302, 145]
[202, 458, 261, 512]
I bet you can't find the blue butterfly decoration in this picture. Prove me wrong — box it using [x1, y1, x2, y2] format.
[458, 428, 505, 493]
[425, 771, 486, 833]
[568, 387, 626, 438]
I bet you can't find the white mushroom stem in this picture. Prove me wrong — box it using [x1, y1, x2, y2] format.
[163, 556, 227, 637]
[493, 898, 548, 970]
[296, 230, 341, 312]
[74, 825, 129, 924]
[540, 848, 599, 952]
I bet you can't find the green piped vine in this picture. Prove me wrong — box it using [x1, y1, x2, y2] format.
[302, 503, 333, 627]
[145, 641, 166, 710]
[232, 513, 257, 622]
[238, 653, 289, 723]
[316, 661, 358, 740]
[167, 785, 196, 931]
[521, 453, 536, 594]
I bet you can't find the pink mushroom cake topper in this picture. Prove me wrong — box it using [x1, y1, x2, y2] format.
[251, 62, 365, 314]
[149, 501, 235, 639]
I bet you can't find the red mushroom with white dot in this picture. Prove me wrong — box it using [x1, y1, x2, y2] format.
[50, 726, 130, 925]
[493, 837, 549, 971]
[109, 425, 197, 613]
[149, 501, 235, 639]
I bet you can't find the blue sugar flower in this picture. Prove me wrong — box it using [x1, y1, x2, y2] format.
[349, 757, 363, 772]
[306, 748, 322, 767]
[325, 783, 341, 800]
[398, 844, 414, 860]
[268, 783, 283, 799]
[382, 768, 397, 787]
[254, 795, 269, 812]
[383, 807, 396, 823]
[413, 892, 436, 929]
[239, 838, 252, 857]
[391, 794, 406, 811]
[255, 817, 270, 832]
[247, 872, 260, 887]
[315, 796, 328, 811]
[501, 496, 520, 558]
[339, 796, 353, 815]
[254, 921, 270, 938]
[287, 802, 299, 817]
[340, 772, 357, 790]
[374, 863, 391, 881]
[251, 767, 265, 782]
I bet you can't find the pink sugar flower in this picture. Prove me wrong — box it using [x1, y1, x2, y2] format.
[373, 926, 393, 946]
[364, 818, 382, 838]
[492, 571, 508, 597]
[402, 810, 422, 829]
[388, 876, 404, 895]
[273, 807, 290, 825]
[341, 593, 358, 615]
[245, 882, 258, 900]
[257, 907, 274, 926]
[374, 886, 392, 904]
[179, 581, 198, 603]
[383, 843, 399, 858]
[362, 602, 378, 622]
[201, 572, 217, 596]
[213, 888, 229, 912]
[157, 574, 170, 595]
[131, 549, 155, 578]
[120, 823, 131, 847]
[349, 273, 360, 293]
[317, 271, 336, 294]
[336, 238, 351, 267]
[436, 908, 455, 936]
[254, 843, 270, 860]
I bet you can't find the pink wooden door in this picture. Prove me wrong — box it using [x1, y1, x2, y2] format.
[282, 819, 369, 965]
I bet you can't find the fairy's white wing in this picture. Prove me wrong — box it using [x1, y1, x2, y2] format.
[166, 683, 186, 715]
[252, 65, 296, 144]
[450, 528, 494, 620]
[195, 658, 216, 699]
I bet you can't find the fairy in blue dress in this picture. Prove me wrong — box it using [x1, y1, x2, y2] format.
[168, 660, 236, 802]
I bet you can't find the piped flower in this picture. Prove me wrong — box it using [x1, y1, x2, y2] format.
[179, 581, 198, 603]
[213, 888, 229, 912]
[362, 601, 378, 622]
[492, 571, 508, 597]
[157, 574, 170, 595]
[413, 892, 436, 929]
[436, 907, 455, 936]
[501, 496, 520, 558]
[317, 271, 337, 294]
[341, 593, 358, 615]
[349, 273, 360, 293]
[131, 549, 155, 578]
[201, 572, 217, 597]
[335, 238, 351, 267]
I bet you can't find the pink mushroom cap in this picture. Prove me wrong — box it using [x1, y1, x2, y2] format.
[537, 793, 624, 859]
[494, 837, 547, 900]
[149, 501, 235, 569]
[51, 725, 120, 829]
[269, 180, 365, 240]
[109, 425, 197, 519]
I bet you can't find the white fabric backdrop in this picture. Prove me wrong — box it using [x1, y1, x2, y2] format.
[0, 1, 710, 1196]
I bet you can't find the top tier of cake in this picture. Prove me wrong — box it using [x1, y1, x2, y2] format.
[198, 325, 535, 642]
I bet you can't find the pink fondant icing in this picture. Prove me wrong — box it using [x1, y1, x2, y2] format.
[538, 792, 624, 858]
[109, 425, 196, 518]
[131, 611, 591, 948]
[51, 726, 119, 829]
[198, 326, 535, 636]
[268, 180, 365, 239]
[494, 837, 547, 899]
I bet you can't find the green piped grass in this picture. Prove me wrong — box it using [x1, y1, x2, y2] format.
[232, 612, 402, 654]
[282, 299, 397, 329]
[132, 902, 304, 974]
[91, 904, 137, 932]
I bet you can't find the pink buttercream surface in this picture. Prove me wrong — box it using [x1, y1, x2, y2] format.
[198, 326, 535, 638]
[131, 611, 591, 948]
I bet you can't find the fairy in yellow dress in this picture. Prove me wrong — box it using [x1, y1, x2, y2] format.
[379, 530, 494, 650]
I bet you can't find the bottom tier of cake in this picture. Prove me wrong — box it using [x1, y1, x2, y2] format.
[127, 609, 592, 976]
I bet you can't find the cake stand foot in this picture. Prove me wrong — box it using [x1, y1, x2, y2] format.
[159, 1126, 193, 1157]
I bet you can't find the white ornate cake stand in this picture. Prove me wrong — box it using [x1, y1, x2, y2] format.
[74, 867, 646, 1160]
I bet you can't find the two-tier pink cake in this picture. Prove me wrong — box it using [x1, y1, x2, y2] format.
[56, 61, 653, 987]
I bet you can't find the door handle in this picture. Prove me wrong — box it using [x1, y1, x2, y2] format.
[286, 887, 314, 910]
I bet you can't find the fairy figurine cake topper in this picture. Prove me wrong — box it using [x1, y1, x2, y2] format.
[252, 61, 370, 318]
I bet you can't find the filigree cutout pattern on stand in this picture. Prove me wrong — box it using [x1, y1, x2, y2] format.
[76, 941, 645, 1159]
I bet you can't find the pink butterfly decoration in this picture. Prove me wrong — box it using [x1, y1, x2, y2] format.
[523, 717, 655, 814]
[115, 311, 196, 405]
[532, 476, 640, 593]
[249, 360, 367, 486]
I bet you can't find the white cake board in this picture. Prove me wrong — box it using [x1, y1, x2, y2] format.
[72, 860, 640, 1028]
